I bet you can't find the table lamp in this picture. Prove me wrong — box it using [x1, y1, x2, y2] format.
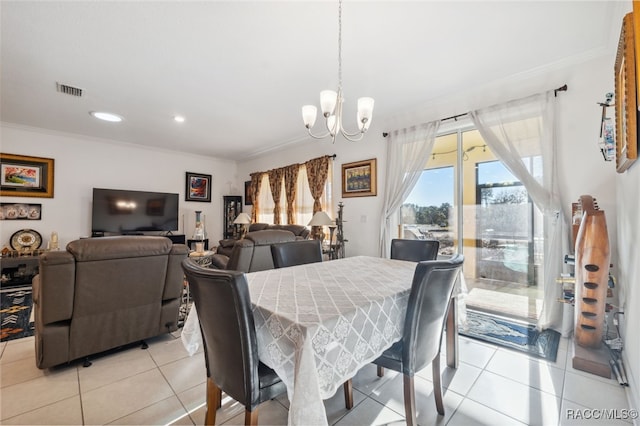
[308, 211, 336, 257]
[233, 212, 252, 238]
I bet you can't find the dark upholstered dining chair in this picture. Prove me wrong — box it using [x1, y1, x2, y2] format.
[270, 239, 323, 268]
[390, 238, 440, 263]
[181, 258, 287, 426]
[377, 238, 441, 377]
[372, 254, 464, 425]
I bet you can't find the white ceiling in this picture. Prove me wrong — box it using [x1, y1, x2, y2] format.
[0, 1, 625, 161]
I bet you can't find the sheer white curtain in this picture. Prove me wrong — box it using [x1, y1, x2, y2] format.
[379, 121, 440, 258]
[470, 91, 569, 333]
[257, 175, 277, 224]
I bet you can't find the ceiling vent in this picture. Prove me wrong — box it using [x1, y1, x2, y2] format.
[56, 82, 83, 97]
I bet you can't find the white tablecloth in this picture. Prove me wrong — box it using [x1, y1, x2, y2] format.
[247, 256, 416, 425]
[182, 256, 418, 426]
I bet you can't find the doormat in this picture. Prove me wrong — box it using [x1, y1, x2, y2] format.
[1, 287, 34, 342]
[459, 310, 560, 361]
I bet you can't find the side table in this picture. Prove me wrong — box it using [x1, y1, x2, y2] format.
[178, 250, 217, 327]
[186, 239, 209, 252]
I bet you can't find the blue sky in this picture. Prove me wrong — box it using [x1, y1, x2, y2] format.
[405, 162, 518, 207]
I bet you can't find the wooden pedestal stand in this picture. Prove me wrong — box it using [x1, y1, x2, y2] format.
[571, 195, 611, 378]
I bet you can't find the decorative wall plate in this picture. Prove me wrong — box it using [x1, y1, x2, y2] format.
[10, 229, 42, 250]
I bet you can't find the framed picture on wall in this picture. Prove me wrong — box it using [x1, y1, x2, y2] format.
[185, 172, 212, 202]
[244, 180, 253, 205]
[0, 153, 54, 198]
[0, 203, 42, 220]
[614, 12, 638, 173]
[341, 158, 377, 198]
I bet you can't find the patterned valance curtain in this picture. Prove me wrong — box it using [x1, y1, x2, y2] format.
[268, 168, 285, 225]
[284, 164, 300, 224]
[305, 155, 330, 239]
[249, 172, 264, 223]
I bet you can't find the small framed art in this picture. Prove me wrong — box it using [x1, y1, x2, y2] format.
[1, 203, 42, 220]
[244, 180, 253, 205]
[0, 153, 54, 198]
[185, 172, 212, 202]
[341, 158, 377, 198]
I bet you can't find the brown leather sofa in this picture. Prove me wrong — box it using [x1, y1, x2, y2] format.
[211, 229, 298, 272]
[32, 236, 188, 369]
[216, 223, 310, 257]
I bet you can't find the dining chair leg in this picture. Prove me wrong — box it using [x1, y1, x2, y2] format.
[432, 355, 445, 415]
[377, 366, 384, 377]
[344, 379, 354, 409]
[403, 375, 417, 426]
[245, 407, 258, 426]
[206, 377, 221, 425]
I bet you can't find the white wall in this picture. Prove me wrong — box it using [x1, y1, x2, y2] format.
[0, 124, 239, 248]
[616, 164, 640, 411]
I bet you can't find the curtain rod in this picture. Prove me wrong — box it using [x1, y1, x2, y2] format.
[382, 84, 568, 137]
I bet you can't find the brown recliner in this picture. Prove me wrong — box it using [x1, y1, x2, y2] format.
[32, 236, 188, 369]
[211, 230, 296, 272]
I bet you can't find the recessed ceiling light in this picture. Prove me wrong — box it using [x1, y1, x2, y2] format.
[90, 111, 123, 122]
[174, 115, 185, 123]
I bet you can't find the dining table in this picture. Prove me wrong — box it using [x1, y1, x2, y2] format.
[182, 255, 459, 426]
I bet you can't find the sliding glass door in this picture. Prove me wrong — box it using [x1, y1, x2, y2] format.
[401, 128, 544, 321]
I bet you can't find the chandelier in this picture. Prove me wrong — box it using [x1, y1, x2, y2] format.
[301, 0, 374, 143]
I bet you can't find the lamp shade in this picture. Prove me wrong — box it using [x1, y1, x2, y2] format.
[320, 90, 338, 117]
[302, 105, 317, 128]
[233, 212, 251, 225]
[308, 211, 334, 226]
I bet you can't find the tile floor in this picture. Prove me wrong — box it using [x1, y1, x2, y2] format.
[0, 331, 634, 425]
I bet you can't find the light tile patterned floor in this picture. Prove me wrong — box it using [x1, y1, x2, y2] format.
[0, 332, 634, 425]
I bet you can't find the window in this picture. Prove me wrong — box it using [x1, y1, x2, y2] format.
[257, 162, 333, 225]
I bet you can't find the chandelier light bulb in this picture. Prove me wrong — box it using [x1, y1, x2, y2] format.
[357, 97, 374, 131]
[302, 105, 318, 128]
[327, 115, 337, 136]
[320, 90, 338, 117]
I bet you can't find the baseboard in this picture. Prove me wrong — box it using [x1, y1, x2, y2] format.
[621, 351, 639, 423]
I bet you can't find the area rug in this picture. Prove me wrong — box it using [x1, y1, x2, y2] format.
[1, 287, 34, 342]
[459, 309, 560, 361]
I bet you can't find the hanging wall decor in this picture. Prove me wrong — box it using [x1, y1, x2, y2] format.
[341, 158, 377, 198]
[0, 153, 54, 198]
[0, 203, 41, 220]
[185, 172, 212, 202]
[614, 12, 638, 173]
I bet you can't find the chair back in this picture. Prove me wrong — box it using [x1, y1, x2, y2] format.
[181, 258, 260, 409]
[270, 239, 323, 268]
[402, 254, 464, 375]
[391, 238, 440, 262]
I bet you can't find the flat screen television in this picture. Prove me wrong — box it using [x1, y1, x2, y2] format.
[91, 188, 179, 235]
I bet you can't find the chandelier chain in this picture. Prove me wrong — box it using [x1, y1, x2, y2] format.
[338, 0, 342, 90]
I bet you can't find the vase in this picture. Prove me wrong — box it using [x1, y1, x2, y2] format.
[193, 211, 207, 241]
